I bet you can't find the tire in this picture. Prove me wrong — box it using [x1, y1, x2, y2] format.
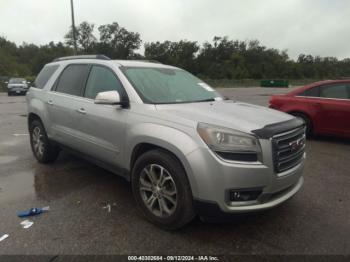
[291, 112, 312, 138]
[29, 120, 60, 163]
[8, 91, 12, 96]
[131, 149, 195, 230]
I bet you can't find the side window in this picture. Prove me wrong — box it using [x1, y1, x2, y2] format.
[55, 64, 89, 96]
[320, 84, 349, 99]
[84, 65, 125, 99]
[34, 65, 59, 89]
[299, 86, 320, 97]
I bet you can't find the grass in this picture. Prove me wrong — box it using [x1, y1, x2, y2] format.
[0, 82, 7, 92]
[205, 79, 322, 88]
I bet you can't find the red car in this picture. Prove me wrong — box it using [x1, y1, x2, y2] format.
[269, 80, 350, 138]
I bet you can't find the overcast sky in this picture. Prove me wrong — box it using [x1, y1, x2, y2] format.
[0, 0, 349, 60]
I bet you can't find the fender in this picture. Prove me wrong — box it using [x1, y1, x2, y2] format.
[27, 89, 53, 137]
[125, 123, 200, 196]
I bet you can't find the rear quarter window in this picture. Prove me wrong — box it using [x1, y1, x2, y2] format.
[34, 65, 59, 89]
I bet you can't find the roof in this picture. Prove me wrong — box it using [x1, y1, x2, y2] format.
[113, 60, 178, 69]
[48, 56, 178, 69]
[287, 79, 350, 96]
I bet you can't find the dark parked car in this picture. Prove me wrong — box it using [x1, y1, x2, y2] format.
[269, 80, 350, 138]
[7, 78, 28, 96]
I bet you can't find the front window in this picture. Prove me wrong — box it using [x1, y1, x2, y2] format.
[299, 86, 320, 97]
[84, 65, 126, 99]
[122, 67, 222, 104]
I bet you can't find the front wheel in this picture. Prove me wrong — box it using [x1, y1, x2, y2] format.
[131, 149, 195, 230]
[29, 120, 60, 163]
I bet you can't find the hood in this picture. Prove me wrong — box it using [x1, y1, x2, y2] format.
[8, 84, 27, 87]
[155, 100, 294, 134]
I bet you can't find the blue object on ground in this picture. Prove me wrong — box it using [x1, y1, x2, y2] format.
[17, 206, 50, 218]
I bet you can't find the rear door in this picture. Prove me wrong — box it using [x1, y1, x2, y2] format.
[70, 65, 129, 167]
[317, 83, 350, 137]
[46, 64, 90, 148]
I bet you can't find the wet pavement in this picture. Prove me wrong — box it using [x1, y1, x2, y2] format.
[0, 89, 349, 255]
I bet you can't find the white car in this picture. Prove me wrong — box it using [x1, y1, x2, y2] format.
[7, 78, 28, 96]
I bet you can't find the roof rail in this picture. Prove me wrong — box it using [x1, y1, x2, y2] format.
[130, 59, 162, 64]
[53, 55, 111, 62]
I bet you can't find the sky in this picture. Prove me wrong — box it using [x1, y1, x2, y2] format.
[0, 0, 349, 60]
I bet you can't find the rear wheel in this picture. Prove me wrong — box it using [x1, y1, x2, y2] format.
[29, 120, 60, 163]
[7, 91, 12, 96]
[291, 112, 312, 138]
[131, 149, 195, 230]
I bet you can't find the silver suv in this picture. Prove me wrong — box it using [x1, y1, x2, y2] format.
[26, 55, 305, 229]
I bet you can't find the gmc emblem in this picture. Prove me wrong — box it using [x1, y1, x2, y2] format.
[289, 137, 304, 151]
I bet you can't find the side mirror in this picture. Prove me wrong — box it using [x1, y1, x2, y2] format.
[5, 81, 8, 84]
[94, 90, 128, 107]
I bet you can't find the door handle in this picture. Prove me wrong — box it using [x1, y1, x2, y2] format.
[47, 100, 54, 105]
[76, 108, 87, 115]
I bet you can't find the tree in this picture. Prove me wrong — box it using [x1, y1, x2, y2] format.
[97, 22, 141, 58]
[2, 22, 350, 82]
[64, 21, 97, 52]
[145, 40, 199, 72]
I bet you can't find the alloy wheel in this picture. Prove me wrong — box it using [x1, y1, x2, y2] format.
[32, 126, 44, 158]
[139, 164, 178, 217]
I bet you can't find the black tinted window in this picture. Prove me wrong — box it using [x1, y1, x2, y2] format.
[84, 66, 125, 99]
[320, 84, 349, 99]
[300, 86, 320, 97]
[56, 64, 89, 96]
[35, 65, 59, 89]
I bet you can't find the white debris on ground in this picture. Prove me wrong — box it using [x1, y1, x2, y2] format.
[0, 234, 9, 242]
[102, 203, 111, 213]
[20, 220, 34, 229]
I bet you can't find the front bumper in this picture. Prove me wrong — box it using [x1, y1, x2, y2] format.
[8, 88, 27, 94]
[185, 144, 305, 215]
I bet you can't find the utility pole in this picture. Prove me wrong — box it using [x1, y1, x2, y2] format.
[70, 0, 78, 54]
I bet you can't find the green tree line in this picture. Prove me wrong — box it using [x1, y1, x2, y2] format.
[1, 21, 350, 83]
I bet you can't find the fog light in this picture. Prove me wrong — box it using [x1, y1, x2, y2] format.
[229, 190, 262, 202]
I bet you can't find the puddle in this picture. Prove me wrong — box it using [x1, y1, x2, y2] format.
[0, 171, 35, 203]
[0, 155, 18, 165]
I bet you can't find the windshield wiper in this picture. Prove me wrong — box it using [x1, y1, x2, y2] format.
[193, 98, 216, 103]
[153, 98, 216, 105]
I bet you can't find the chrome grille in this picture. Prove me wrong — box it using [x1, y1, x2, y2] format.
[272, 126, 306, 173]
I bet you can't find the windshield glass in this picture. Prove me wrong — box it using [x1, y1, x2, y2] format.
[122, 67, 222, 104]
[9, 78, 26, 84]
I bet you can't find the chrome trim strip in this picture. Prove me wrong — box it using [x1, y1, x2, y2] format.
[295, 95, 350, 101]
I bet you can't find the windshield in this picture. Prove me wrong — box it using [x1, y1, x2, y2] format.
[9, 78, 26, 84]
[122, 67, 222, 104]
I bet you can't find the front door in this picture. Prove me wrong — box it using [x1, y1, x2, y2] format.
[71, 65, 129, 167]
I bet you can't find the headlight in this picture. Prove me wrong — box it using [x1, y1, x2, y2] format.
[197, 122, 261, 162]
